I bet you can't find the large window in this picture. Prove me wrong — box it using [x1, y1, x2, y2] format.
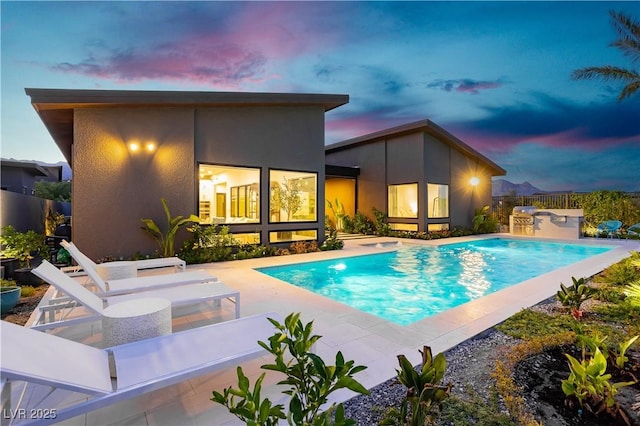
[427, 183, 449, 218]
[269, 229, 317, 243]
[269, 170, 317, 222]
[388, 183, 418, 218]
[198, 165, 260, 224]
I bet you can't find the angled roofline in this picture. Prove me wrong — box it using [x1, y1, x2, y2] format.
[0, 158, 49, 177]
[325, 119, 506, 176]
[26, 88, 349, 166]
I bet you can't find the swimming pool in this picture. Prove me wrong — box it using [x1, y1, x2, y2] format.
[256, 238, 612, 325]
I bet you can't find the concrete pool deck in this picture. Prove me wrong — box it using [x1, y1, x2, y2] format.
[9, 234, 640, 425]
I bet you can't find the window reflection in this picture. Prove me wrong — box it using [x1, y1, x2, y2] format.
[388, 183, 418, 218]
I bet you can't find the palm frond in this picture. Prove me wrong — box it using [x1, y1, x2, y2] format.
[571, 66, 639, 82]
[620, 80, 640, 100]
[609, 10, 640, 63]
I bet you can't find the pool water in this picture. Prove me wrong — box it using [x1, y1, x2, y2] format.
[256, 238, 612, 325]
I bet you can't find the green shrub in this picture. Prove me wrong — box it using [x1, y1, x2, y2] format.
[573, 190, 640, 233]
[472, 206, 498, 234]
[211, 313, 369, 425]
[179, 224, 237, 263]
[321, 228, 344, 251]
[289, 241, 319, 254]
[372, 207, 391, 237]
[20, 286, 36, 297]
[353, 211, 374, 235]
[596, 252, 640, 286]
[0, 225, 48, 268]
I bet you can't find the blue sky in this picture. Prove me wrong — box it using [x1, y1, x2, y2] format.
[2, 1, 639, 191]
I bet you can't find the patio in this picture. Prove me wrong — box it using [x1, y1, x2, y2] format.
[5, 235, 639, 425]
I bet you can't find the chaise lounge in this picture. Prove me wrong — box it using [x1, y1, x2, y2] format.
[30, 261, 240, 330]
[0, 312, 279, 426]
[60, 241, 219, 296]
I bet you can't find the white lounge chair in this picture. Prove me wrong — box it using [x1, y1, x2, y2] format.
[60, 241, 218, 296]
[61, 240, 185, 272]
[30, 261, 240, 330]
[0, 312, 279, 426]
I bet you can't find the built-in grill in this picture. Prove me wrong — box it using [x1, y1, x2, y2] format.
[511, 206, 536, 236]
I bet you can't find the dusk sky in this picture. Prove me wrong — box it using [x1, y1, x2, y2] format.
[2, 1, 639, 192]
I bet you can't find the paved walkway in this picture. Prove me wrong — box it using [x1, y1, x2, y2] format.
[9, 235, 639, 425]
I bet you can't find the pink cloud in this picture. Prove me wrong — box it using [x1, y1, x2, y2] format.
[50, 3, 344, 87]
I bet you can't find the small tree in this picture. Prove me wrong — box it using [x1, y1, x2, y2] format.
[271, 178, 302, 221]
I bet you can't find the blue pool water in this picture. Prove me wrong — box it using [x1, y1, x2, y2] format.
[256, 238, 612, 325]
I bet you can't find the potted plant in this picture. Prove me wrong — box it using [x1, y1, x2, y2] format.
[0, 226, 48, 286]
[1, 279, 21, 313]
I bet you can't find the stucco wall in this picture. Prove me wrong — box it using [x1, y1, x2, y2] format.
[73, 108, 195, 260]
[195, 106, 327, 243]
[326, 141, 387, 216]
[325, 130, 496, 231]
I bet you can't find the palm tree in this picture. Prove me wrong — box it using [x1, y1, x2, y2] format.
[571, 10, 640, 100]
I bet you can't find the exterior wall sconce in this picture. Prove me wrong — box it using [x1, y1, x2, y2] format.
[469, 177, 480, 186]
[128, 141, 156, 153]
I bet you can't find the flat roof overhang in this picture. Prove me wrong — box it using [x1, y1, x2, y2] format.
[325, 164, 360, 178]
[26, 88, 349, 167]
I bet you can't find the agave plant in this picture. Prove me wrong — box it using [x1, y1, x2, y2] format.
[140, 198, 200, 257]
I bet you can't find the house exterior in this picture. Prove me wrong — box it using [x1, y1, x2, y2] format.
[26, 88, 505, 260]
[26, 88, 348, 260]
[325, 119, 506, 232]
[0, 159, 62, 195]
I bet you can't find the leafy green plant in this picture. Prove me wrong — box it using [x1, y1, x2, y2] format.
[140, 198, 200, 257]
[0, 278, 17, 287]
[596, 252, 640, 286]
[573, 190, 640, 233]
[212, 313, 369, 425]
[613, 335, 639, 371]
[372, 207, 391, 237]
[20, 286, 36, 297]
[0, 225, 48, 268]
[44, 209, 66, 236]
[380, 346, 451, 426]
[556, 277, 596, 311]
[472, 206, 498, 234]
[352, 211, 374, 235]
[179, 224, 237, 263]
[327, 198, 347, 231]
[321, 228, 344, 251]
[624, 280, 640, 307]
[561, 346, 635, 414]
